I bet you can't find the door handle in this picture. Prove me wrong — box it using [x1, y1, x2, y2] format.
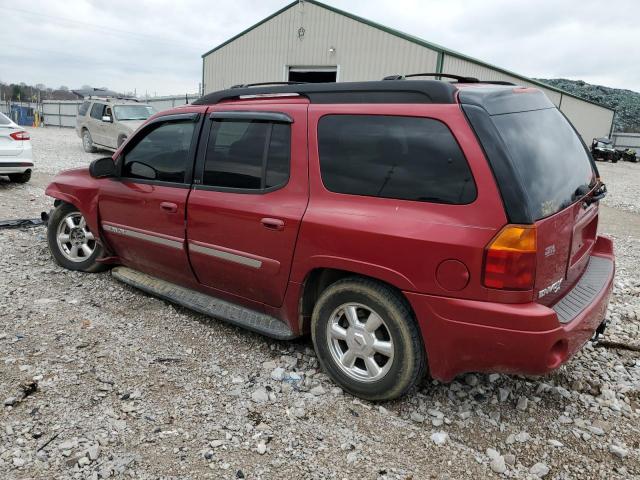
[160, 202, 178, 213]
[261, 217, 284, 231]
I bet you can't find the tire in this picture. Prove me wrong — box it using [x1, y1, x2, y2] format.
[8, 170, 31, 183]
[311, 277, 426, 401]
[47, 203, 107, 272]
[82, 129, 97, 153]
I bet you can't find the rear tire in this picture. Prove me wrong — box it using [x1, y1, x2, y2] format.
[311, 277, 426, 401]
[8, 170, 31, 183]
[47, 203, 107, 272]
[82, 129, 97, 153]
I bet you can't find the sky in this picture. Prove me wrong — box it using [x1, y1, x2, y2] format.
[1, 0, 639, 96]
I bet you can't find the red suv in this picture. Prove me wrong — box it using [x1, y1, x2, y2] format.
[45, 78, 614, 401]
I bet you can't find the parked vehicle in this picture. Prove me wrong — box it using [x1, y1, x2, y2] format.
[621, 148, 638, 163]
[591, 137, 617, 162]
[76, 97, 155, 153]
[0, 112, 33, 183]
[45, 79, 615, 401]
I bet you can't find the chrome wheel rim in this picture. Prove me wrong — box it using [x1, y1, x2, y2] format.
[56, 212, 96, 262]
[83, 132, 91, 150]
[326, 302, 394, 383]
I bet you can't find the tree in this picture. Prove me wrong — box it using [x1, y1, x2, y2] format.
[59, 85, 69, 91]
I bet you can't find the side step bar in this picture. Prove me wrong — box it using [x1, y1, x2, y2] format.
[111, 267, 297, 340]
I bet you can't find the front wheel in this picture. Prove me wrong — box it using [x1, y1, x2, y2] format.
[82, 130, 97, 153]
[47, 203, 107, 272]
[311, 277, 426, 401]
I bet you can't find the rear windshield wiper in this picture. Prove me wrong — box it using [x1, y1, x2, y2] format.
[585, 182, 607, 206]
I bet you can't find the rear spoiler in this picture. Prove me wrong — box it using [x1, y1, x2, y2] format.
[459, 86, 555, 115]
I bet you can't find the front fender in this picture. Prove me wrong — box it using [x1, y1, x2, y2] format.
[45, 168, 101, 237]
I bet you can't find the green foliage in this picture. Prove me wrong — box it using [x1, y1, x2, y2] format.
[537, 78, 640, 133]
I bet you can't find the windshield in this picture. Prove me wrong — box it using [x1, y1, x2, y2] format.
[0, 112, 12, 125]
[113, 105, 155, 121]
[491, 108, 596, 220]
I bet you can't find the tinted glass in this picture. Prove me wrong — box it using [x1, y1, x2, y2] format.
[318, 115, 476, 204]
[265, 123, 290, 188]
[78, 102, 91, 116]
[491, 108, 595, 219]
[203, 120, 290, 190]
[122, 121, 195, 183]
[0, 112, 11, 125]
[90, 103, 105, 119]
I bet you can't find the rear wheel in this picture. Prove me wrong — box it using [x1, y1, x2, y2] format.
[47, 203, 106, 272]
[311, 277, 426, 401]
[8, 170, 31, 183]
[82, 129, 97, 153]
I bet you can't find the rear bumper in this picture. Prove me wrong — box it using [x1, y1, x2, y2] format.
[407, 235, 615, 382]
[0, 153, 34, 174]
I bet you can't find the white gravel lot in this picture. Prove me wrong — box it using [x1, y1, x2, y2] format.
[0, 127, 638, 479]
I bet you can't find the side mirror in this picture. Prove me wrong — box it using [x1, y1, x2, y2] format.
[102, 115, 113, 123]
[89, 157, 116, 178]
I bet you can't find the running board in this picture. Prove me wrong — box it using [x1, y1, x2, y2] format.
[111, 266, 297, 340]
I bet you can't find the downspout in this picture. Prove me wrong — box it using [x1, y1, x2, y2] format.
[435, 51, 444, 80]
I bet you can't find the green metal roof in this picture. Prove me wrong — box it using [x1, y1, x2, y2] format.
[201, 0, 613, 112]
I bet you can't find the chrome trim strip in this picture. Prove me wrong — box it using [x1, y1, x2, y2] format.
[102, 224, 183, 249]
[189, 242, 262, 269]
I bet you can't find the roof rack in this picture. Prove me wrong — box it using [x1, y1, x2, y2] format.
[193, 80, 459, 106]
[230, 81, 307, 89]
[383, 73, 516, 86]
[72, 88, 139, 102]
[383, 73, 480, 83]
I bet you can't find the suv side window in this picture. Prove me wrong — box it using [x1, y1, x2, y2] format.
[121, 120, 196, 183]
[90, 103, 105, 119]
[318, 115, 476, 205]
[78, 101, 91, 116]
[202, 120, 290, 190]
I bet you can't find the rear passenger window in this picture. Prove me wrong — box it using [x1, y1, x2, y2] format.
[318, 115, 476, 204]
[203, 120, 290, 190]
[90, 103, 105, 119]
[78, 101, 91, 116]
[122, 121, 195, 183]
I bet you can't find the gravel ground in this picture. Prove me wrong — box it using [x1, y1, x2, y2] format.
[0, 127, 639, 479]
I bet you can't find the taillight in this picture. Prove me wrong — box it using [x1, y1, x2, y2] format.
[9, 131, 30, 141]
[483, 225, 536, 290]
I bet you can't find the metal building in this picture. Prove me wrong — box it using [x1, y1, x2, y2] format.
[202, 0, 614, 143]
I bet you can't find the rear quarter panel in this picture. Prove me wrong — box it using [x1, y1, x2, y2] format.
[292, 104, 518, 302]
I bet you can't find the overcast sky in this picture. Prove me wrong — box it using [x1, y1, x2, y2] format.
[1, 0, 639, 95]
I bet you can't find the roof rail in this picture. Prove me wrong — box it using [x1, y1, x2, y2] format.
[230, 81, 307, 89]
[384, 73, 480, 83]
[193, 80, 459, 106]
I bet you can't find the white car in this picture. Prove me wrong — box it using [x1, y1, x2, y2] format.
[0, 112, 33, 183]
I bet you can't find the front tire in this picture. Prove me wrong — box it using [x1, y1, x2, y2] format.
[8, 170, 31, 183]
[311, 277, 426, 401]
[82, 129, 97, 153]
[47, 203, 106, 272]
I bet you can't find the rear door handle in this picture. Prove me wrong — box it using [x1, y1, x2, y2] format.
[261, 217, 284, 231]
[160, 202, 178, 213]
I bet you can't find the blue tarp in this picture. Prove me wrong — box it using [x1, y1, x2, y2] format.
[10, 105, 34, 126]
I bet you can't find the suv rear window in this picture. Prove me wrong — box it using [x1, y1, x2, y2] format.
[317, 115, 476, 204]
[78, 101, 91, 116]
[491, 108, 595, 219]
